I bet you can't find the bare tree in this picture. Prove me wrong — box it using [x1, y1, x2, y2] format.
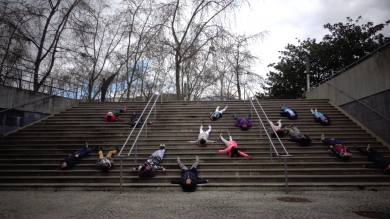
[0, 1, 29, 85]
[220, 31, 267, 99]
[118, 0, 169, 100]
[1, 0, 84, 92]
[67, 0, 126, 101]
[167, 0, 249, 100]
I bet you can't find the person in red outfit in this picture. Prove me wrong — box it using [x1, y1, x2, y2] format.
[321, 134, 352, 161]
[104, 106, 126, 122]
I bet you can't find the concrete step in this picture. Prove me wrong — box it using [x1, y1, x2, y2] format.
[0, 162, 374, 170]
[0, 168, 384, 177]
[0, 175, 389, 184]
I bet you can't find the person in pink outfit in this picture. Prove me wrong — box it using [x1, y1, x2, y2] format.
[218, 132, 252, 159]
[267, 119, 287, 137]
[104, 106, 126, 122]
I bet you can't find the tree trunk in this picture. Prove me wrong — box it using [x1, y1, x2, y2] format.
[175, 52, 181, 100]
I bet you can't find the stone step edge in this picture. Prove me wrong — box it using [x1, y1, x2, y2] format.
[0, 182, 390, 191]
[1, 175, 389, 179]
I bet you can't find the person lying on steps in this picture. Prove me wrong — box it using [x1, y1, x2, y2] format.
[129, 111, 154, 127]
[321, 135, 351, 161]
[210, 105, 228, 121]
[280, 104, 297, 120]
[171, 156, 209, 192]
[311, 109, 330, 126]
[233, 113, 252, 131]
[267, 119, 288, 137]
[187, 125, 216, 147]
[284, 124, 312, 146]
[355, 144, 390, 174]
[60, 142, 98, 170]
[219, 132, 252, 159]
[105, 106, 126, 122]
[95, 145, 119, 171]
[132, 144, 166, 175]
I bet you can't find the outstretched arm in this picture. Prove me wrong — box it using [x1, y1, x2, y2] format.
[171, 180, 181, 184]
[238, 150, 249, 157]
[219, 148, 230, 153]
[196, 179, 209, 184]
[133, 165, 143, 171]
[365, 164, 384, 169]
[153, 165, 165, 171]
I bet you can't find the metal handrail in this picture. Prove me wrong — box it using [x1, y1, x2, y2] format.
[117, 94, 156, 156]
[327, 82, 390, 122]
[126, 95, 160, 157]
[117, 93, 161, 193]
[245, 86, 291, 156]
[244, 85, 292, 194]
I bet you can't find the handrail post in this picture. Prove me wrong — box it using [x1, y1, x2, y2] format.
[270, 142, 273, 162]
[145, 123, 147, 139]
[244, 86, 246, 102]
[259, 114, 262, 138]
[251, 103, 253, 118]
[284, 158, 288, 194]
[120, 158, 123, 194]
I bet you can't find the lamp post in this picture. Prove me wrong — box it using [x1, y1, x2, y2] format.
[306, 55, 310, 91]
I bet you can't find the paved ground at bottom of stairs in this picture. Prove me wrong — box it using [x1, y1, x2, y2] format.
[0, 190, 389, 219]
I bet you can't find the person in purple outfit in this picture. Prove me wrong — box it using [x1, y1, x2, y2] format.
[233, 113, 252, 131]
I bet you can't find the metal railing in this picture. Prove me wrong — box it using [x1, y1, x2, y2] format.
[327, 82, 390, 122]
[116, 93, 161, 193]
[1, 65, 84, 99]
[244, 85, 292, 194]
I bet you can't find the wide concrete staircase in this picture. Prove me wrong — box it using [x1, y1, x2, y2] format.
[1, 99, 389, 191]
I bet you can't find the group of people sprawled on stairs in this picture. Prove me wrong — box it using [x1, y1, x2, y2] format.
[59, 104, 390, 192]
[267, 104, 390, 173]
[131, 105, 255, 192]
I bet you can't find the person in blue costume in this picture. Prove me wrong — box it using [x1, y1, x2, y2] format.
[280, 104, 297, 120]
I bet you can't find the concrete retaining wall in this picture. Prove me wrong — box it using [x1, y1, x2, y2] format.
[0, 85, 78, 114]
[306, 45, 390, 144]
[0, 85, 79, 136]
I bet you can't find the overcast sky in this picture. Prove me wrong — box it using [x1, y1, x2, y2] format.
[233, 0, 390, 79]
